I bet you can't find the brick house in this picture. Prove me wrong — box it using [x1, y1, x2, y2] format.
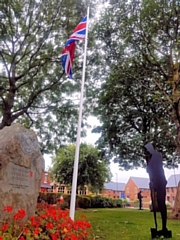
[102, 182, 126, 199]
[40, 172, 91, 195]
[124, 175, 180, 207]
[40, 171, 53, 192]
[57, 184, 91, 195]
[124, 177, 151, 203]
[166, 174, 180, 206]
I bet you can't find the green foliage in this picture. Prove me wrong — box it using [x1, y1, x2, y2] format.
[51, 143, 112, 192]
[93, 0, 180, 169]
[62, 194, 71, 207]
[90, 195, 123, 208]
[77, 195, 91, 209]
[38, 192, 58, 204]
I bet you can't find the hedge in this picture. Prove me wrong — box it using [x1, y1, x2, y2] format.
[38, 193, 123, 209]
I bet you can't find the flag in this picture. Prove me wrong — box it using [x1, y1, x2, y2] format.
[62, 16, 87, 78]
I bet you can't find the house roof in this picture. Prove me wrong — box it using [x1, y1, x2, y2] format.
[130, 177, 149, 189]
[41, 183, 52, 189]
[167, 174, 180, 187]
[104, 182, 126, 191]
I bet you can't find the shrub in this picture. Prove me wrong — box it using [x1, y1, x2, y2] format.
[114, 199, 123, 208]
[38, 193, 123, 209]
[76, 196, 91, 209]
[39, 192, 59, 204]
[62, 194, 71, 208]
[39, 192, 70, 207]
[123, 199, 130, 207]
[89, 196, 123, 208]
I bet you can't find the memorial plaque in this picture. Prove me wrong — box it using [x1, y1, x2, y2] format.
[5, 162, 35, 194]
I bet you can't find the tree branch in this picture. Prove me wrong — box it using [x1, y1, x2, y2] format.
[11, 72, 65, 121]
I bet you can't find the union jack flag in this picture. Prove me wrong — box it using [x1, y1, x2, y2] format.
[62, 16, 87, 78]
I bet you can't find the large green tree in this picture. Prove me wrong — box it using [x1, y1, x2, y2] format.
[92, 0, 180, 168]
[0, 0, 99, 153]
[50, 143, 112, 193]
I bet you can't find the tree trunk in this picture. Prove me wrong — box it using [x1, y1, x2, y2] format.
[169, 181, 180, 219]
[0, 63, 16, 130]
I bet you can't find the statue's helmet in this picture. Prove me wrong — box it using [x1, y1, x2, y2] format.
[144, 142, 154, 154]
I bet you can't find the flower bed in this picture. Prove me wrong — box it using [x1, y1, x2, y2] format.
[0, 203, 91, 240]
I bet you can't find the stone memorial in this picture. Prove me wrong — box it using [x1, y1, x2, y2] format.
[0, 123, 44, 223]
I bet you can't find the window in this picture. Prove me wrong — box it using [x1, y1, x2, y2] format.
[141, 189, 144, 192]
[47, 188, 53, 193]
[79, 190, 86, 195]
[167, 188, 169, 193]
[171, 187, 174, 193]
[167, 196, 170, 202]
[58, 186, 65, 193]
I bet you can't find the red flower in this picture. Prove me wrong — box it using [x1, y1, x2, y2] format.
[14, 209, 26, 220]
[3, 206, 13, 212]
[0, 236, 3, 240]
[68, 234, 79, 240]
[30, 216, 40, 227]
[51, 234, 58, 240]
[59, 196, 64, 203]
[19, 236, 25, 240]
[34, 228, 39, 235]
[81, 214, 86, 219]
[46, 222, 53, 229]
[1, 224, 8, 231]
[30, 171, 33, 177]
[40, 213, 47, 219]
[23, 227, 29, 235]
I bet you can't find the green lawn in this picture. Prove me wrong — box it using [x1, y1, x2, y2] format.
[75, 208, 180, 240]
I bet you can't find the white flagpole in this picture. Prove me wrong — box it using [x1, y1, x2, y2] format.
[69, 6, 90, 220]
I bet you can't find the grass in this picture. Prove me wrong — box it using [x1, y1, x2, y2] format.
[75, 208, 180, 240]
